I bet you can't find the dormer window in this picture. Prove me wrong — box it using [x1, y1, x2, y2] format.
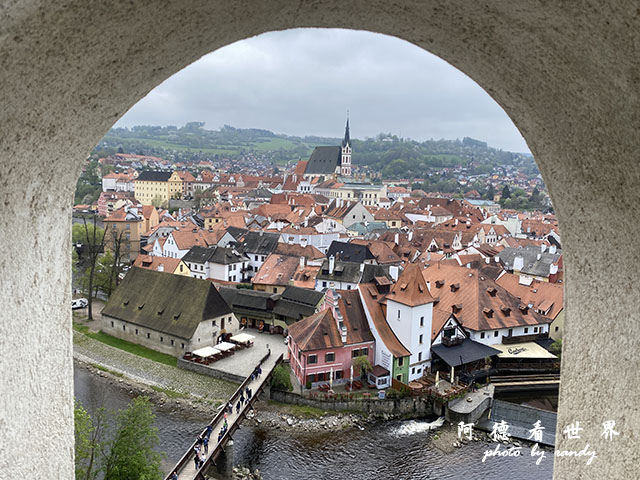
[483, 307, 493, 318]
[500, 306, 511, 316]
[450, 283, 460, 292]
[435, 280, 444, 288]
[452, 304, 462, 313]
[486, 287, 497, 297]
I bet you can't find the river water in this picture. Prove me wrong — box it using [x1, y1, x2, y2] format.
[74, 366, 555, 479]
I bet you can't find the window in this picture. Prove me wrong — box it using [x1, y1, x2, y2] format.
[347, 285, 351, 290]
[352, 349, 362, 358]
[147, 333, 150, 339]
[160, 336, 163, 342]
[396, 374, 402, 381]
[325, 352, 335, 362]
[170, 339, 174, 346]
[298, 351, 301, 361]
[122, 324, 126, 331]
[322, 281, 327, 287]
[524, 327, 529, 334]
[397, 357, 403, 367]
[181, 343, 185, 349]
[418, 352, 422, 361]
[555, 326, 559, 332]
[212, 320, 217, 327]
[508, 328, 513, 336]
[397, 310, 401, 320]
[308, 354, 317, 364]
[419, 334, 424, 344]
[362, 348, 368, 356]
[534, 327, 538, 333]
[420, 316, 424, 327]
[111, 321, 114, 327]
[494, 331, 499, 337]
[480, 332, 485, 339]
[411, 367, 415, 374]
[135, 328, 138, 335]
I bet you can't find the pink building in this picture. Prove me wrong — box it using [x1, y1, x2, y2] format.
[288, 289, 375, 388]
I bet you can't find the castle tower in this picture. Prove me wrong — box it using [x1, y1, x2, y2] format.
[340, 115, 352, 176]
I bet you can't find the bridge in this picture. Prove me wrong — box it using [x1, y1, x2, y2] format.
[490, 374, 560, 393]
[164, 351, 284, 480]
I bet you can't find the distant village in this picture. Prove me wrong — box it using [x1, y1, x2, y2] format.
[75, 120, 562, 395]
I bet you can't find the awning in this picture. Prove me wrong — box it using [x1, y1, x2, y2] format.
[492, 342, 557, 359]
[371, 365, 390, 378]
[216, 341, 236, 352]
[431, 339, 501, 367]
[192, 346, 221, 358]
[230, 333, 255, 343]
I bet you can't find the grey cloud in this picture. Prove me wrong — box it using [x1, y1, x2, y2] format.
[116, 28, 529, 152]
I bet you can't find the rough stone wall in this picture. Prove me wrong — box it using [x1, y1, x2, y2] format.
[1, 1, 639, 478]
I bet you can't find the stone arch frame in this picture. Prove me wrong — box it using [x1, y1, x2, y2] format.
[1, 2, 639, 479]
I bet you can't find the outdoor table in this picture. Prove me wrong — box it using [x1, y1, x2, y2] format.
[216, 341, 236, 352]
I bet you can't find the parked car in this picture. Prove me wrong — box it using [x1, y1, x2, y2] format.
[72, 298, 88, 309]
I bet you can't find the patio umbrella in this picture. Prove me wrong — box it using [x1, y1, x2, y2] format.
[451, 365, 455, 384]
[329, 366, 333, 390]
[350, 365, 353, 388]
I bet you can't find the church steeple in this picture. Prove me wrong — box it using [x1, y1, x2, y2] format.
[342, 113, 350, 147]
[340, 113, 352, 176]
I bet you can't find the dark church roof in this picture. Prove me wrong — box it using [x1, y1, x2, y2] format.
[136, 170, 172, 182]
[304, 146, 341, 175]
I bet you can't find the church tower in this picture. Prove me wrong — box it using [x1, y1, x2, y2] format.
[340, 115, 352, 176]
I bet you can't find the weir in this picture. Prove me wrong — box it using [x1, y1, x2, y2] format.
[164, 351, 283, 480]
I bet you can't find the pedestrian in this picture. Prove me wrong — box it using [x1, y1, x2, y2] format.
[257, 366, 262, 376]
[239, 393, 244, 404]
[171, 471, 178, 480]
[223, 410, 228, 420]
[203, 436, 209, 454]
[205, 424, 212, 439]
[193, 453, 199, 469]
[236, 401, 241, 413]
[194, 443, 200, 455]
[248, 388, 252, 400]
[200, 452, 206, 466]
[223, 418, 228, 430]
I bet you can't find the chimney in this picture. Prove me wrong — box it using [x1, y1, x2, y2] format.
[288, 236, 294, 245]
[157, 263, 164, 272]
[549, 245, 557, 254]
[537, 253, 542, 260]
[300, 237, 308, 248]
[550, 263, 559, 275]
[513, 255, 524, 272]
[485, 257, 490, 264]
[300, 256, 305, 268]
[394, 233, 399, 245]
[329, 255, 335, 275]
[360, 263, 365, 273]
[541, 244, 547, 253]
[408, 231, 413, 242]
[389, 265, 399, 282]
[259, 230, 263, 236]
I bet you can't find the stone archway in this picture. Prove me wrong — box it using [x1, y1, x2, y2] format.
[1, 2, 639, 479]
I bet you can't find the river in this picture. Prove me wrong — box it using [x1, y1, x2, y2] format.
[74, 366, 555, 479]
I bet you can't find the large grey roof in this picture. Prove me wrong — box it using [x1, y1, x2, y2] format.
[304, 146, 341, 175]
[237, 231, 281, 255]
[183, 245, 246, 265]
[219, 287, 319, 323]
[498, 245, 561, 277]
[281, 286, 324, 307]
[102, 267, 231, 339]
[327, 240, 376, 263]
[136, 170, 173, 182]
[316, 259, 389, 284]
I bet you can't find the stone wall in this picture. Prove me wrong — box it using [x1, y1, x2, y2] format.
[178, 357, 244, 384]
[270, 389, 435, 417]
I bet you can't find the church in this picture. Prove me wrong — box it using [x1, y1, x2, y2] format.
[303, 117, 352, 179]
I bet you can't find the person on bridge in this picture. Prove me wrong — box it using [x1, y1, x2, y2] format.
[171, 471, 178, 480]
[236, 400, 241, 413]
[193, 453, 200, 470]
[205, 424, 212, 439]
[203, 436, 209, 454]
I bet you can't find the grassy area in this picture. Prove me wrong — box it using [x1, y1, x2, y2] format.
[89, 362, 124, 378]
[73, 323, 177, 367]
[150, 385, 190, 399]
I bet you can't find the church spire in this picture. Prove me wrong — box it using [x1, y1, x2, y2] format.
[342, 112, 350, 147]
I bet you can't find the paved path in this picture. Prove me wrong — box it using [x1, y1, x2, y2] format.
[167, 352, 283, 480]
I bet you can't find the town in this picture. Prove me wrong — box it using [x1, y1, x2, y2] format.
[73, 120, 563, 477]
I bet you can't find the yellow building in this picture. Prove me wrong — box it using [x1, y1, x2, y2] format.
[104, 205, 159, 261]
[134, 171, 173, 205]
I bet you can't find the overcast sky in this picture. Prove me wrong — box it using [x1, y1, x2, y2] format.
[115, 28, 529, 153]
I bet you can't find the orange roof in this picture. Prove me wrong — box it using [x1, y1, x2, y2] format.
[496, 273, 564, 320]
[252, 254, 301, 287]
[274, 242, 324, 260]
[133, 255, 183, 274]
[422, 264, 551, 332]
[292, 264, 321, 289]
[387, 263, 435, 307]
[288, 309, 342, 351]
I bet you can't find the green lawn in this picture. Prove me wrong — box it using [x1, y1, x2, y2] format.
[73, 323, 177, 367]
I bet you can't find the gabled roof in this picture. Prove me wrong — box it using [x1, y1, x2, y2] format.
[387, 263, 435, 307]
[336, 289, 374, 345]
[327, 240, 375, 263]
[274, 242, 325, 260]
[498, 245, 561, 278]
[288, 309, 343, 351]
[133, 255, 183, 274]
[358, 284, 410, 357]
[238, 231, 281, 255]
[102, 267, 231, 339]
[252, 254, 301, 286]
[422, 264, 551, 332]
[304, 146, 341, 175]
[136, 171, 172, 182]
[281, 286, 325, 307]
[496, 273, 564, 320]
[182, 245, 246, 265]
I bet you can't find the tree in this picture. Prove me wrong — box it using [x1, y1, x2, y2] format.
[501, 184, 512, 199]
[550, 338, 562, 358]
[351, 355, 373, 380]
[80, 216, 105, 320]
[102, 397, 163, 480]
[271, 364, 293, 391]
[74, 401, 106, 480]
